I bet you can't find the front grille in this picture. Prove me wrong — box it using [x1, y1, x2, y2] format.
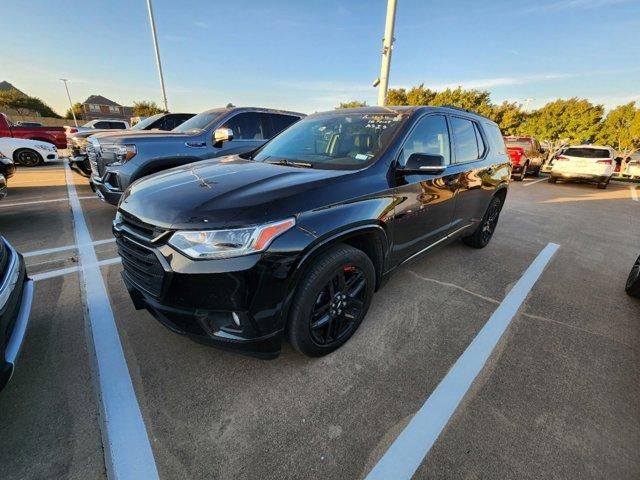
[86, 143, 102, 179]
[120, 211, 167, 241]
[116, 235, 165, 298]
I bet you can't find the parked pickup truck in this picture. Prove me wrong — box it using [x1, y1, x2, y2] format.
[504, 136, 545, 180]
[68, 112, 195, 177]
[88, 106, 304, 205]
[0, 113, 67, 150]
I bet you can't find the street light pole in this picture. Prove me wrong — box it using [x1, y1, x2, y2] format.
[60, 78, 78, 127]
[377, 0, 398, 106]
[146, 0, 169, 112]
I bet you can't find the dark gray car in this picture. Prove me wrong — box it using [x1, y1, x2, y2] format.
[88, 107, 304, 205]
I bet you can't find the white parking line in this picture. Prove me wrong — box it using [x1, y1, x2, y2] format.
[365, 242, 560, 480]
[24, 238, 116, 258]
[64, 165, 159, 479]
[523, 177, 548, 187]
[0, 196, 96, 208]
[631, 186, 639, 202]
[31, 257, 121, 281]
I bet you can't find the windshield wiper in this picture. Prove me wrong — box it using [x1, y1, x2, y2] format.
[265, 158, 313, 169]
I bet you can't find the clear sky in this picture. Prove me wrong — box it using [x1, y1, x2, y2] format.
[2, 0, 639, 116]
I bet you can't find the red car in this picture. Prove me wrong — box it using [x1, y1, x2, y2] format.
[0, 113, 67, 150]
[504, 136, 545, 181]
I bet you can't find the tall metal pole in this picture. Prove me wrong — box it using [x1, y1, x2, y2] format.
[60, 78, 78, 127]
[146, 0, 169, 112]
[377, 0, 398, 106]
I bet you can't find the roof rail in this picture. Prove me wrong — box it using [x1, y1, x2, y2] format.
[440, 104, 494, 122]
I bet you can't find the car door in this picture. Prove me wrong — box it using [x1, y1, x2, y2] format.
[391, 114, 459, 264]
[448, 117, 502, 230]
[212, 112, 271, 157]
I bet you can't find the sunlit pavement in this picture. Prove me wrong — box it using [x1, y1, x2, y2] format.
[0, 163, 638, 479]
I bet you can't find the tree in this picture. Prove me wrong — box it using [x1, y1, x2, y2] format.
[518, 98, 604, 145]
[64, 102, 83, 120]
[429, 87, 494, 117]
[405, 84, 436, 106]
[335, 100, 367, 109]
[386, 88, 408, 106]
[488, 101, 527, 136]
[597, 102, 640, 158]
[132, 100, 164, 117]
[0, 89, 61, 118]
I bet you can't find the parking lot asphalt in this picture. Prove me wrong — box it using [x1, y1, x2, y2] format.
[0, 162, 638, 479]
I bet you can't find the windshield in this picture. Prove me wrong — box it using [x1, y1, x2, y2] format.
[130, 113, 164, 130]
[564, 147, 610, 158]
[173, 111, 225, 133]
[81, 120, 96, 127]
[505, 139, 531, 150]
[253, 113, 406, 168]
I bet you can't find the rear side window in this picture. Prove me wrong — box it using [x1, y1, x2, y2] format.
[484, 123, 508, 157]
[473, 123, 486, 157]
[398, 115, 451, 167]
[109, 122, 126, 129]
[94, 121, 110, 129]
[451, 117, 479, 163]
[564, 148, 610, 158]
[223, 112, 268, 140]
[270, 114, 300, 137]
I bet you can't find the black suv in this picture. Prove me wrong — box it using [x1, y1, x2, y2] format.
[113, 106, 511, 358]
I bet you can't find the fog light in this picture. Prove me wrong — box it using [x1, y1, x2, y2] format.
[231, 312, 241, 326]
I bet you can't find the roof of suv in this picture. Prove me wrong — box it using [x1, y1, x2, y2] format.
[310, 105, 497, 124]
[197, 106, 306, 117]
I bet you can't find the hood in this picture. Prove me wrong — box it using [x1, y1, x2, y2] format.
[119, 156, 355, 229]
[94, 129, 192, 144]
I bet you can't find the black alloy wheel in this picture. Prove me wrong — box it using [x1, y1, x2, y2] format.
[463, 195, 503, 249]
[309, 265, 367, 346]
[626, 254, 640, 298]
[15, 149, 43, 167]
[288, 244, 375, 356]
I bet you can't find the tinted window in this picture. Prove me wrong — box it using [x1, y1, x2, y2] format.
[398, 115, 450, 167]
[451, 117, 479, 163]
[173, 110, 226, 133]
[109, 121, 126, 129]
[485, 123, 508, 156]
[270, 114, 300, 136]
[564, 148, 610, 158]
[223, 112, 267, 140]
[94, 121, 110, 129]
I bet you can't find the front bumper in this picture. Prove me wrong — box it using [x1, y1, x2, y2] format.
[113, 220, 308, 359]
[93, 176, 123, 205]
[0, 242, 34, 391]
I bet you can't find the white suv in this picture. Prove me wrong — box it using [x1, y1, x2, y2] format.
[549, 145, 616, 189]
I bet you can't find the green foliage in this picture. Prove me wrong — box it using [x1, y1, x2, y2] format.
[64, 102, 83, 120]
[386, 88, 408, 106]
[335, 100, 367, 109]
[596, 102, 640, 154]
[0, 89, 61, 118]
[488, 101, 527, 136]
[518, 98, 604, 144]
[132, 100, 164, 117]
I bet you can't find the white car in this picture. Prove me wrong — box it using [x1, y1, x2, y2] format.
[64, 119, 130, 136]
[548, 145, 616, 189]
[0, 137, 59, 167]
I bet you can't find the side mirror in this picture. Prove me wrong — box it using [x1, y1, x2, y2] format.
[213, 127, 234, 145]
[400, 153, 446, 174]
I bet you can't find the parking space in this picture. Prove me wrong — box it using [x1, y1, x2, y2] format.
[0, 165, 638, 479]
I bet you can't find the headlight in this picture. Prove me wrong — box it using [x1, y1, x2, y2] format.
[37, 143, 57, 152]
[169, 218, 296, 259]
[103, 144, 137, 162]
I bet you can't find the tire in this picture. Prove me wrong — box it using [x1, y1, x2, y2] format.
[597, 182, 607, 189]
[626, 254, 640, 298]
[514, 164, 526, 182]
[531, 167, 540, 177]
[548, 176, 558, 183]
[287, 244, 375, 357]
[462, 195, 503, 249]
[14, 148, 43, 167]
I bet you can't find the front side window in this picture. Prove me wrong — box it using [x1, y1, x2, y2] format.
[223, 112, 267, 140]
[94, 121, 110, 129]
[173, 110, 226, 133]
[398, 115, 450, 167]
[270, 114, 301, 136]
[451, 117, 480, 163]
[252, 112, 406, 169]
